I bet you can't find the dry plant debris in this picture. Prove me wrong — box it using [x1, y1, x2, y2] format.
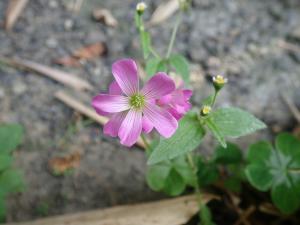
[5, 0, 29, 30]
[92, 8, 118, 27]
[48, 152, 81, 175]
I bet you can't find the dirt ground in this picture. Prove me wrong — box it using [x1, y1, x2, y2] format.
[0, 0, 300, 222]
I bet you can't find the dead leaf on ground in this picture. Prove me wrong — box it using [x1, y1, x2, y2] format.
[92, 8, 118, 27]
[54, 42, 107, 67]
[5, 0, 29, 30]
[1, 57, 93, 91]
[147, 0, 179, 26]
[48, 152, 81, 175]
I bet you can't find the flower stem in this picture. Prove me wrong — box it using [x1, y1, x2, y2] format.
[150, 47, 161, 59]
[211, 90, 219, 108]
[166, 12, 182, 59]
[187, 153, 205, 213]
[141, 133, 151, 155]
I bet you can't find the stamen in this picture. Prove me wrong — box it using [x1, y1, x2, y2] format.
[129, 94, 145, 109]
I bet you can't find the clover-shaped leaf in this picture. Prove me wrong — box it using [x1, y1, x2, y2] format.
[245, 133, 300, 214]
[146, 155, 194, 196]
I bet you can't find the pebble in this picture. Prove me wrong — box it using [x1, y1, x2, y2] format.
[49, 0, 58, 9]
[64, 19, 74, 31]
[46, 38, 58, 49]
[12, 81, 27, 95]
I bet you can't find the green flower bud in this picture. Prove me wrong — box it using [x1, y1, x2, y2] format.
[136, 2, 147, 14]
[212, 75, 228, 91]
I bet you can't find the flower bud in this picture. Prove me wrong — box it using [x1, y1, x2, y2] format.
[212, 75, 227, 91]
[200, 105, 211, 116]
[136, 2, 147, 14]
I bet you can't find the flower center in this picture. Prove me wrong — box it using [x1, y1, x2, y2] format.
[129, 94, 145, 109]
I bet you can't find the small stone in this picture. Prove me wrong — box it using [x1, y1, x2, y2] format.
[64, 19, 74, 31]
[46, 38, 58, 49]
[49, 0, 58, 9]
[12, 81, 27, 95]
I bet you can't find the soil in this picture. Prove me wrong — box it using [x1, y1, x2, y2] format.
[0, 0, 300, 223]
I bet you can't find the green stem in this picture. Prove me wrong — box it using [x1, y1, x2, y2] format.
[141, 133, 151, 155]
[166, 12, 182, 59]
[150, 47, 161, 59]
[187, 153, 204, 211]
[211, 90, 218, 108]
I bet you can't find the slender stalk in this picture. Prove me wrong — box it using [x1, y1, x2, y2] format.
[211, 90, 218, 108]
[150, 47, 161, 59]
[141, 133, 151, 155]
[166, 12, 182, 59]
[187, 153, 204, 210]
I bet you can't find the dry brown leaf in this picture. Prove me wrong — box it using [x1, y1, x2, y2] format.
[92, 8, 118, 27]
[147, 0, 179, 26]
[53, 56, 81, 67]
[54, 42, 107, 67]
[5, 0, 29, 30]
[1, 57, 93, 91]
[5, 194, 217, 225]
[48, 152, 81, 175]
[73, 42, 107, 60]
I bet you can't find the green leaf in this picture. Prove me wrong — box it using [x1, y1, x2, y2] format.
[275, 133, 300, 159]
[146, 162, 171, 191]
[0, 169, 24, 197]
[208, 107, 266, 138]
[163, 168, 186, 196]
[213, 143, 242, 164]
[247, 141, 272, 163]
[145, 58, 160, 77]
[148, 113, 205, 165]
[0, 155, 12, 171]
[0, 124, 23, 154]
[197, 159, 219, 187]
[172, 156, 195, 186]
[245, 134, 300, 214]
[157, 60, 168, 73]
[205, 118, 227, 148]
[141, 31, 151, 59]
[245, 164, 273, 191]
[271, 182, 300, 214]
[169, 54, 190, 84]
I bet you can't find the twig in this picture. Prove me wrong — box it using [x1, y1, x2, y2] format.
[6, 195, 216, 225]
[233, 205, 256, 225]
[55, 91, 146, 149]
[5, 0, 29, 30]
[0, 57, 93, 91]
[281, 92, 300, 123]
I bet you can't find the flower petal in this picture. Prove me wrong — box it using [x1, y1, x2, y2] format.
[118, 109, 142, 147]
[141, 72, 175, 100]
[142, 116, 154, 133]
[143, 102, 178, 138]
[104, 112, 127, 137]
[109, 81, 122, 95]
[112, 59, 139, 96]
[183, 89, 193, 100]
[92, 94, 130, 113]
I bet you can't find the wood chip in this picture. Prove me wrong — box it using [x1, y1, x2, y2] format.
[92, 8, 118, 27]
[5, 194, 217, 225]
[54, 42, 107, 67]
[5, 0, 29, 30]
[48, 152, 81, 175]
[147, 0, 179, 26]
[2, 57, 93, 91]
[54, 91, 146, 149]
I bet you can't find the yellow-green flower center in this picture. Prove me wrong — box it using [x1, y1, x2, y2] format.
[129, 94, 145, 109]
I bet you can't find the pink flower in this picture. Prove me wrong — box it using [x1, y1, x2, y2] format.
[156, 88, 193, 120]
[92, 58, 178, 147]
